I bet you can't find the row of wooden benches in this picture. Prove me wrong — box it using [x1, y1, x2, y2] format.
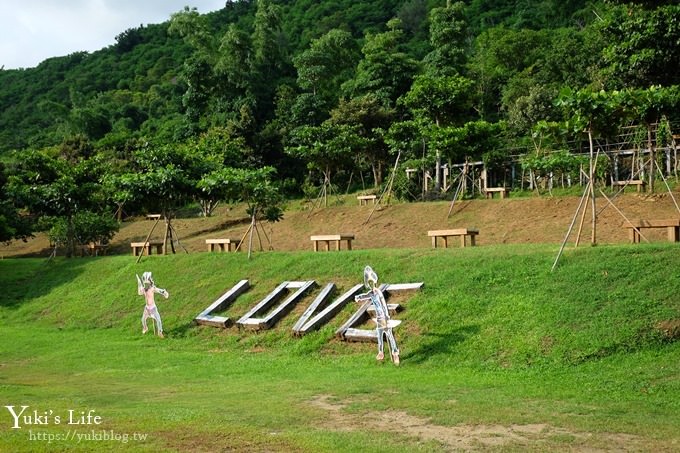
[102, 216, 680, 257]
[128, 229, 479, 256]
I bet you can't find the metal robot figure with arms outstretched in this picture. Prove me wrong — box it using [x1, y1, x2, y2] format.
[355, 266, 400, 365]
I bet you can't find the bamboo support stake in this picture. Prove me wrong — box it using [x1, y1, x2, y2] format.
[655, 159, 680, 214]
[247, 213, 255, 259]
[588, 130, 597, 245]
[574, 179, 592, 248]
[364, 151, 401, 225]
[552, 179, 591, 272]
[234, 222, 252, 253]
[446, 171, 465, 219]
[135, 217, 160, 264]
[597, 188, 649, 243]
[162, 216, 170, 255]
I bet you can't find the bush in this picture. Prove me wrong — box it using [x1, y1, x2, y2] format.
[43, 211, 119, 246]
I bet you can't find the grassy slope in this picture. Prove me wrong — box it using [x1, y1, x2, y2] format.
[1, 244, 679, 451]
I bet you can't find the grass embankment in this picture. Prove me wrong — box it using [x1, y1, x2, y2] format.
[1, 244, 679, 451]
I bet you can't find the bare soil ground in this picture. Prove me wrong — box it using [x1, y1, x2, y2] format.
[309, 395, 656, 452]
[3, 191, 680, 258]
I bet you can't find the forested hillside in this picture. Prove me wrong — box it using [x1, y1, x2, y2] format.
[1, 0, 679, 253]
[1, 0, 643, 155]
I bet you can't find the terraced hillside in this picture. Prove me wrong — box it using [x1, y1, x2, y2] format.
[2, 191, 680, 258]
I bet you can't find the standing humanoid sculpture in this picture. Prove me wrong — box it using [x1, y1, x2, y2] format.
[136, 272, 169, 338]
[355, 266, 400, 365]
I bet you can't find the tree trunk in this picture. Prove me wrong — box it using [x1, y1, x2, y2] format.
[66, 215, 75, 258]
[372, 161, 383, 187]
[200, 199, 217, 217]
[435, 150, 441, 192]
[648, 125, 655, 193]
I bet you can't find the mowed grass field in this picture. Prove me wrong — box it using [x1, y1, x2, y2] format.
[0, 244, 679, 452]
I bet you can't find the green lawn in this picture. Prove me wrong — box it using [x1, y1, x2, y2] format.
[1, 245, 679, 451]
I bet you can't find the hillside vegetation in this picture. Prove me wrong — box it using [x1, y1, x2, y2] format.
[2, 0, 680, 257]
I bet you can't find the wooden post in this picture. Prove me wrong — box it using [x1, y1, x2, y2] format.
[588, 129, 597, 245]
[162, 216, 170, 255]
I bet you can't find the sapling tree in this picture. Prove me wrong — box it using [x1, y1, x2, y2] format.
[556, 88, 624, 244]
[115, 143, 197, 253]
[619, 86, 680, 192]
[199, 166, 283, 257]
[327, 95, 394, 187]
[286, 122, 365, 206]
[189, 128, 252, 217]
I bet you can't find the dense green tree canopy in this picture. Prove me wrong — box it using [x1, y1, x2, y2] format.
[0, 0, 678, 221]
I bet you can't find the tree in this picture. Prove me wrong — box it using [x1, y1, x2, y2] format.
[8, 150, 116, 257]
[556, 87, 625, 244]
[0, 162, 32, 243]
[290, 29, 359, 147]
[597, 4, 680, 88]
[191, 127, 253, 217]
[468, 26, 550, 121]
[328, 95, 394, 186]
[507, 85, 560, 136]
[429, 120, 505, 164]
[400, 74, 474, 127]
[423, 1, 468, 76]
[251, 0, 289, 122]
[41, 211, 118, 252]
[397, 2, 476, 193]
[619, 86, 680, 192]
[115, 143, 197, 253]
[168, 7, 216, 61]
[252, 0, 285, 76]
[286, 122, 365, 205]
[466, 0, 591, 32]
[199, 166, 283, 257]
[216, 24, 254, 94]
[293, 29, 358, 100]
[180, 55, 216, 130]
[119, 144, 198, 214]
[342, 19, 418, 109]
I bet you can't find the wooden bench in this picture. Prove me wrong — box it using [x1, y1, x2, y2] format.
[79, 242, 108, 257]
[311, 234, 355, 251]
[146, 214, 162, 220]
[130, 241, 164, 256]
[623, 219, 680, 243]
[428, 228, 479, 248]
[612, 180, 646, 193]
[205, 238, 241, 252]
[484, 187, 509, 199]
[357, 195, 377, 205]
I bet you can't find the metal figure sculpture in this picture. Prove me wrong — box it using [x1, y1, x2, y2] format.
[355, 266, 400, 365]
[136, 272, 169, 338]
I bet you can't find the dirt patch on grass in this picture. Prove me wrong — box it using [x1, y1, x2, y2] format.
[656, 319, 680, 340]
[309, 395, 652, 451]
[153, 428, 304, 453]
